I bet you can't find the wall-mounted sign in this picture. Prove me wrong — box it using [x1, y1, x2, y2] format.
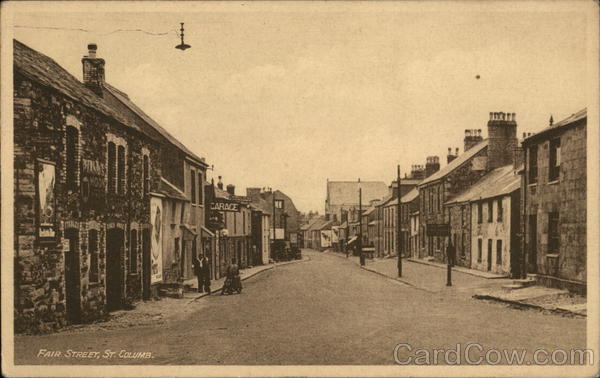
[426, 223, 450, 237]
[37, 161, 56, 239]
[210, 199, 240, 212]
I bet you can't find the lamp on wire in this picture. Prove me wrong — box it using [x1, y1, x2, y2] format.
[175, 22, 191, 51]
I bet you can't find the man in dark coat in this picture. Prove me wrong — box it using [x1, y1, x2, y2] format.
[193, 255, 203, 293]
[201, 255, 211, 294]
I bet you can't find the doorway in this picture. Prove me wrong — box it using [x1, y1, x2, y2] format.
[106, 228, 124, 311]
[487, 239, 493, 271]
[528, 214, 538, 273]
[64, 228, 81, 324]
[142, 228, 151, 300]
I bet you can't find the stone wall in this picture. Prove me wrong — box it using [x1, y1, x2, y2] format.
[524, 121, 586, 287]
[14, 73, 161, 333]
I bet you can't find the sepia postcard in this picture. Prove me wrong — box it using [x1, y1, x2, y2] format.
[1, 1, 599, 377]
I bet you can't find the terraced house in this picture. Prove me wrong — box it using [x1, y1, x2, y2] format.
[14, 40, 165, 332]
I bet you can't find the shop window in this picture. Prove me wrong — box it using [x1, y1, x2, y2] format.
[548, 212, 560, 253]
[529, 146, 538, 184]
[65, 126, 79, 189]
[496, 239, 502, 265]
[130, 229, 138, 273]
[549, 138, 561, 181]
[89, 229, 99, 283]
[107, 142, 116, 194]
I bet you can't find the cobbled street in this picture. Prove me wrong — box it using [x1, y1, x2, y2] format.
[15, 250, 585, 365]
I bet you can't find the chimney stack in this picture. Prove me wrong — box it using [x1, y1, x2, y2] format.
[82, 43, 105, 96]
[425, 156, 440, 178]
[464, 128, 484, 152]
[217, 176, 224, 190]
[226, 184, 235, 195]
[246, 187, 261, 198]
[487, 111, 518, 171]
[447, 147, 459, 164]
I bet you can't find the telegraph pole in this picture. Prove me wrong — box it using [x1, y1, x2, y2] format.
[397, 165, 402, 277]
[358, 181, 364, 266]
[272, 190, 276, 261]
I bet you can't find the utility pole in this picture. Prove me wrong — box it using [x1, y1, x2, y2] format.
[397, 165, 402, 277]
[358, 181, 364, 266]
[272, 190, 276, 261]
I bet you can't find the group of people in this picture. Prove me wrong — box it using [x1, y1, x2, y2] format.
[193, 255, 243, 295]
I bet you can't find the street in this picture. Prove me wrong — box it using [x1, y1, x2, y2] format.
[14, 249, 586, 365]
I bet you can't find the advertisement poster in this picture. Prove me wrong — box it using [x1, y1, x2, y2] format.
[37, 162, 55, 238]
[150, 197, 163, 284]
[321, 230, 332, 248]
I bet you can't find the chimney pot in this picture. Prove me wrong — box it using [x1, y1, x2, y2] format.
[88, 43, 97, 58]
[455, 147, 459, 155]
[489, 112, 493, 120]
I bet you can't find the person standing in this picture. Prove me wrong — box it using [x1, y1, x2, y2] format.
[201, 255, 211, 294]
[193, 255, 203, 293]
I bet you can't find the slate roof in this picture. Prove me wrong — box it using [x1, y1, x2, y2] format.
[419, 140, 489, 186]
[159, 177, 188, 201]
[386, 187, 420, 206]
[523, 108, 586, 145]
[104, 83, 207, 166]
[327, 181, 389, 206]
[249, 197, 272, 215]
[13, 39, 148, 137]
[445, 165, 520, 205]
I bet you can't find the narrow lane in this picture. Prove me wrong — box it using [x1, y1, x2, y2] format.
[15, 249, 586, 365]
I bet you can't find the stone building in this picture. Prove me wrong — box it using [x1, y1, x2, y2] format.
[521, 109, 587, 294]
[418, 112, 518, 263]
[249, 194, 272, 266]
[445, 165, 521, 275]
[13, 40, 166, 332]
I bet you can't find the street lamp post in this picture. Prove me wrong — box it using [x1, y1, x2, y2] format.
[358, 181, 364, 266]
[397, 165, 402, 277]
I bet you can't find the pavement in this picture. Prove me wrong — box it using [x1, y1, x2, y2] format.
[13, 249, 586, 365]
[326, 249, 587, 316]
[183, 257, 310, 301]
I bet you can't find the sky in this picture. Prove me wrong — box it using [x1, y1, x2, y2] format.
[8, 2, 592, 213]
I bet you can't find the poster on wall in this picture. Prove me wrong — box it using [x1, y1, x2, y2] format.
[150, 197, 163, 284]
[37, 161, 55, 239]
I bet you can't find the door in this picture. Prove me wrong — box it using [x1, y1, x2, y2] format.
[528, 215, 538, 273]
[142, 228, 151, 300]
[106, 228, 124, 311]
[487, 239, 493, 271]
[64, 228, 81, 324]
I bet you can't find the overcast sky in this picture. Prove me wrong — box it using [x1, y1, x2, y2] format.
[10, 2, 591, 213]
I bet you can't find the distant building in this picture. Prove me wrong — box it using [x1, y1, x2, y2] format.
[325, 180, 388, 222]
[522, 109, 587, 294]
[246, 187, 301, 247]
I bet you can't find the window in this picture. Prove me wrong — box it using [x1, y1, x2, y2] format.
[477, 239, 482, 262]
[130, 229, 138, 273]
[487, 201, 493, 223]
[478, 202, 483, 224]
[117, 145, 125, 195]
[529, 146, 538, 183]
[172, 203, 177, 223]
[234, 212, 237, 234]
[142, 155, 149, 195]
[107, 142, 117, 194]
[66, 126, 79, 189]
[198, 172, 204, 205]
[190, 170, 196, 204]
[174, 237, 180, 258]
[438, 187, 442, 211]
[548, 212, 560, 253]
[497, 199, 503, 222]
[275, 199, 284, 209]
[549, 138, 561, 181]
[89, 229, 99, 283]
[496, 239, 502, 265]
